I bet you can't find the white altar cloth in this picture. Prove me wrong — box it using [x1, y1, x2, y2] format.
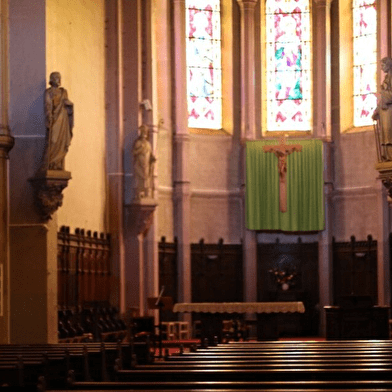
[173, 302, 305, 314]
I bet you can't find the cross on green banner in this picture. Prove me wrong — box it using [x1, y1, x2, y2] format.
[246, 139, 324, 231]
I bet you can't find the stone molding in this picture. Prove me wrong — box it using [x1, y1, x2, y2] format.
[0, 134, 14, 159]
[314, 0, 332, 7]
[375, 161, 392, 200]
[29, 170, 71, 221]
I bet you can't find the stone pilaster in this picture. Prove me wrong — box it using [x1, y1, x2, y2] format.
[376, 180, 390, 306]
[237, 0, 258, 308]
[141, 0, 159, 318]
[105, 0, 126, 314]
[313, 0, 332, 138]
[125, 199, 158, 315]
[0, 0, 14, 344]
[0, 135, 14, 343]
[7, 0, 58, 343]
[172, 0, 191, 309]
[318, 141, 333, 336]
[375, 0, 390, 308]
[237, 0, 258, 141]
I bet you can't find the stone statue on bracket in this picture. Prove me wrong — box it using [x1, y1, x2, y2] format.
[373, 57, 392, 161]
[30, 72, 73, 221]
[41, 72, 74, 171]
[132, 124, 156, 200]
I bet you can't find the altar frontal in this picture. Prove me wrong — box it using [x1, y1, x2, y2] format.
[246, 138, 324, 231]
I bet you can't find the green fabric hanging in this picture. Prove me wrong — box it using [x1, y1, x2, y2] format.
[246, 139, 324, 231]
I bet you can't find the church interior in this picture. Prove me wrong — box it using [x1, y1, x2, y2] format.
[2, 0, 392, 389]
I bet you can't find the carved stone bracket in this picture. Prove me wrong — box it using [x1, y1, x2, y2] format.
[29, 170, 71, 221]
[126, 197, 158, 236]
[375, 161, 392, 200]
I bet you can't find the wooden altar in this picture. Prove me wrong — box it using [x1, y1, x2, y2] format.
[173, 302, 305, 342]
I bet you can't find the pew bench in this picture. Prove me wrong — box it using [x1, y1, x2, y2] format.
[113, 367, 392, 383]
[0, 340, 151, 388]
[57, 377, 392, 391]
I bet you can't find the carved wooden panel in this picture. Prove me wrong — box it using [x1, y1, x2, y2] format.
[58, 227, 111, 309]
[191, 239, 243, 303]
[257, 240, 319, 336]
[159, 237, 178, 321]
[333, 236, 377, 306]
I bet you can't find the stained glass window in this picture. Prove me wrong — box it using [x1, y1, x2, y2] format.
[186, 0, 222, 129]
[353, 0, 377, 127]
[266, 0, 311, 131]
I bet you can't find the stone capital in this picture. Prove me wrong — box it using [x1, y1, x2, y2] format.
[237, 0, 258, 8]
[0, 134, 14, 159]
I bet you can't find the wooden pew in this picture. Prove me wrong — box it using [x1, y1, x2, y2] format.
[17, 340, 392, 391]
[61, 375, 392, 391]
[113, 367, 392, 383]
[0, 340, 151, 388]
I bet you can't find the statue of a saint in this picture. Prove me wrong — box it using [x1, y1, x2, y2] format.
[373, 57, 392, 160]
[132, 125, 156, 199]
[42, 72, 74, 171]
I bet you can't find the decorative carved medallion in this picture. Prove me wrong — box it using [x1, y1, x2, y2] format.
[29, 170, 71, 221]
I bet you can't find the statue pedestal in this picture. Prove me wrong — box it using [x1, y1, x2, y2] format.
[375, 161, 392, 200]
[29, 170, 71, 221]
[124, 197, 158, 316]
[127, 197, 158, 236]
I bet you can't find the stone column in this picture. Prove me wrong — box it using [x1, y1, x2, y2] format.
[313, 0, 332, 139]
[141, 0, 159, 318]
[0, 135, 14, 344]
[318, 142, 333, 336]
[124, 202, 157, 316]
[313, 0, 332, 336]
[375, 0, 391, 308]
[237, 0, 258, 322]
[0, 0, 14, 343]
[105, 0, 126, 314]
[172, 0, 191, 310]
[376, 181, 390, 306]
[237, 0, 258, 141]
[377, 0, 390, 63]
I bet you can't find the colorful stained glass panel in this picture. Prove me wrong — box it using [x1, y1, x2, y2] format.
[266, 0, 312, 131]
[353, 0, 377, 127]
[186, 0, 222, 129]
